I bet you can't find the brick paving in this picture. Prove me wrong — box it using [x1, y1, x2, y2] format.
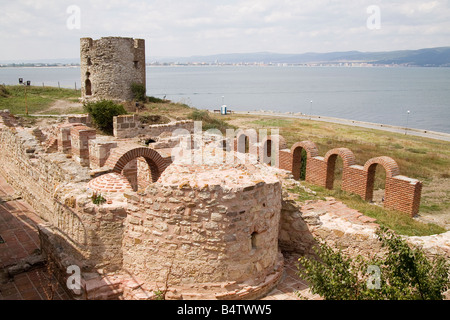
[263, 252, 321, 300]
[0, 174, 69, 300]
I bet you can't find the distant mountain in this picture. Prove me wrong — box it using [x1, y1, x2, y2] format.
[3, 47, 449, 67]
[150, 47, 450, 67]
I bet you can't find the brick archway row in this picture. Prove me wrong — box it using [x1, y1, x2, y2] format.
[233, 134, 422, 217]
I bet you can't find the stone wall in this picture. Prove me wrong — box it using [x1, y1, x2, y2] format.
[121, 153, 284, 299]
[80, 37, 146, 102]
[113, 114, 194, 139]
[0, 111, 129, 275]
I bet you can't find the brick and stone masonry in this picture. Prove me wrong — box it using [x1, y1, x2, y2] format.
[121, 148, 285, 299]
[113, 114, 195, 139]
[70, 125, 96, 167]
[0, 109, 424, 299]
[235, 134, 422, 216]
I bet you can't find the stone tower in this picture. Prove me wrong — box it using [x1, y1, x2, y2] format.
[80, 37, 146, 102]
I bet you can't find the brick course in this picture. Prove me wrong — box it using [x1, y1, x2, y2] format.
[235, 136, 422, 217]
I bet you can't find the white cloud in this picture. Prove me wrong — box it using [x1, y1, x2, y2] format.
[0, 0, 449, 61]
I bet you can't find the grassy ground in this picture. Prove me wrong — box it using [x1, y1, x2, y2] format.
[0, 85, 81, 114]
[1, 85, 448, 235]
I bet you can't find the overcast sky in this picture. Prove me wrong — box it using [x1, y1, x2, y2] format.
[1, 0, 450, 61]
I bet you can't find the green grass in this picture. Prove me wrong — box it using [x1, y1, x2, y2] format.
[0, 85, 81, 114]
[251, 118, 293, 128]
[295, 182, 446, 236]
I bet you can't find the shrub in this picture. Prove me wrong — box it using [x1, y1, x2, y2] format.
[147, 96, 166, 103]
[188, 109, 235, 134]
[297, 226, 449, 300]
[0, 85, 10, 98]
[130, 83, 147, 102]
[138, 113, 170, 125]
[83, 100, 127, 135]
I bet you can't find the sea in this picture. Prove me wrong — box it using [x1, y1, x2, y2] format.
[1, 65, 449, 134]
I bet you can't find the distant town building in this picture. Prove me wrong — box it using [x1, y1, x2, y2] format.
[80, 37, 146, 102]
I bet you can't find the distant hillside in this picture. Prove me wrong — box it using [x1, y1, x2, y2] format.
[151, 47, 450, 67]
[2, 47, 449, 67]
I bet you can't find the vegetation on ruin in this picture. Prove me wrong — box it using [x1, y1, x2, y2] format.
[137, 113, 171, 125]
[83, 100, 127, 135]
[297, 226, 449, 300]
[91, 193, 107, 205]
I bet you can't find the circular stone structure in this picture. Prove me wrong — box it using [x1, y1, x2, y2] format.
[122, 151, 284, 299]
[88, 172, 133, 194]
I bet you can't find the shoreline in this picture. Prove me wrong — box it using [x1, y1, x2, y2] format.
[232, 110, 450, 142]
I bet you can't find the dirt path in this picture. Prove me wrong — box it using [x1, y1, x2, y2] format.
[36, 99, 83, 115]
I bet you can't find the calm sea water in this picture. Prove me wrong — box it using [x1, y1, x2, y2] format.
[1, 66, 449, 133]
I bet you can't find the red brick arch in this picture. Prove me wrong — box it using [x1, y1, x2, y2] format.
[363, 156, 400, 202]
[290, 141, 319, 159]
[363, 156, 400, 178]
[324, 148, 356, 189]
[290, 141, 319, 180]
[105, 147, 170, 183]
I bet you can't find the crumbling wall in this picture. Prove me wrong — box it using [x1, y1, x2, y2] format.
[0, 112, 129, 274]
[113, 114, 194, 139]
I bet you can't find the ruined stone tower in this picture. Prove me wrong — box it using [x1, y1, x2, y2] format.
[80, 37, 146, 102]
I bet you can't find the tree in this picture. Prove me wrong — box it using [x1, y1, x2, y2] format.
[297, 226, 449, 300]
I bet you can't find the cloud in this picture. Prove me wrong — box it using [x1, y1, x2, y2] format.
[0, 0, 449, 61]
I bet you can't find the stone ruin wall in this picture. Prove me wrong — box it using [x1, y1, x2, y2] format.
[0, 111, 289, 299]
[0, 110, 436, 300]
[0, 111, 129, 277]
[80, 37, 146, 102]
[123, 177, 284, 299]
[113, 114, 194, 139]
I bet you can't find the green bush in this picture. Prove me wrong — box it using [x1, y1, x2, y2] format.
[131, 83, 147, 102]
[91, 193, 106, 205]
[0, 85, 10, 98]
[147, 96, 166, 103]
[297, 226, 449, 300]
[83, 100, 127, 135]
[138, 113, 171, 125]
